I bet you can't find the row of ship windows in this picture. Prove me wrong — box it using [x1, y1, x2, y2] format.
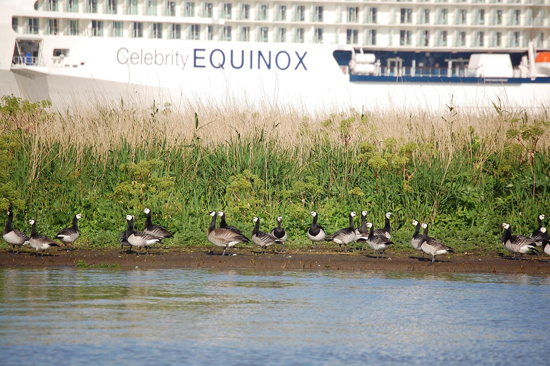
[37, 1, 549, 25]
[13, 17, 547, 47]
[38, 0, 550, 15]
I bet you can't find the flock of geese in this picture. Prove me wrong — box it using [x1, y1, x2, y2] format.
[3, 209, 550, 263]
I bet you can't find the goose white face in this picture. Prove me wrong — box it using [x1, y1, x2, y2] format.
[421, 223, 427, 229]
[350, 212, 356, 217]
[412, 220, 418, 226]
[362, 211, 368, 217]
[126, 215, 133, 221]
[367, 222, 373, 228]
[540, 214, 546, 220]
[28, 219, 35, 225]
[218, 211, 224, 216]
[502, 223, 510, 230]
[386, 212, 392, 219]
[208, 211, 216, 217]
[541, 227, 547, 233]
[7, 211, 11, 216]
[76, 213, 83, 220]
[253, 217, 259, 223]
[144, 208, 150, 214]
[311, 211, 317, 217]
[277, 216, 282, 222]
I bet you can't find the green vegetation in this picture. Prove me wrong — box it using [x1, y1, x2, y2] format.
[1, 95, 550, 255]
[76, 260, 119, 268]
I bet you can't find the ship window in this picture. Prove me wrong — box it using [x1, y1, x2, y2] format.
[348, 7, 359, 23]
[423, 30, 430, 47]
[277, 28, 286, 42]
[295, 28, 304, 43]
[190, 24, 199, 40]
[314, 28, 323, 43]
[295, 6, 305, 22]
[185, 2, 195, 17]
[240, 26, 250, 41]
[127, 0, 138, 15]
[67, 0, 79, 13]
[314, 6, 323, 22]
[12, 17, 18, 32]
[147, 1, 158, 16]
[27, 18, 39, 35]
[53, 49, 70, 57]
[170, 24, 181, 39]
[91, 20, 104, 36]
[46, 0, 59, 11]
[204, 3, 213, 18]
[166, 1, 176, 16]
[259, 4, 268, 21]
[458, 9, 467, 25]
[400, 8, 412, 24]
[222, 3, 232, 19]
[206, 25, 213, 40]
[111, 21, 122, 37]
[346, 29, 358, 45]
[495, 32, 502, 47]
[277, 5, 286, 21]
[47, 19, 59, 35]
[222, 26, 231, 41]
[241, 4, 250, 20]
[86, 0, 98, 14]
[133, 22, 143, 38]
[152, 23, 162, 38]
[259, 27, 268, 42]
[69, 20, 79, 35]
[34, 1, 38, 11]
[400, 30, 411, 46]
[368, 8, 378, 24]
[368, 29, 377, 46]
[107, 0, 117, 14]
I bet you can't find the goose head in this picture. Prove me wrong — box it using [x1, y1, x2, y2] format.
[421, 223, 428, 229]
[539, 214, 546, 221]
[277, 216, 282, 223]
[311, 211, 317, 217]
[28, 219, 35, 226]
[76, 213, 83, 220]
[350, 212, 357, 217]
[412, 220, 418, 226]
[218, 211, 225, 217]
[366, 222, 373, 229]
[361, 210, 368, 217]
[126, 214, 134, 222]
[252, 216, 259, 223]
[144, 208, 151, 215]
[501, 223, 510, 230]
[208, 211, 216, 217]
[541, 227, 547, 234]
[386, 212, 393, 219]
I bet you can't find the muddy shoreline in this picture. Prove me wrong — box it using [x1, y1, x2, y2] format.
[0, 247, 549, 275]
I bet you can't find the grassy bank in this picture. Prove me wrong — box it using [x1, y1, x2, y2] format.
[1, 95, 550, 253]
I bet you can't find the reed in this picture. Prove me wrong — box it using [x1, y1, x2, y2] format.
[1, 95, 549, 253]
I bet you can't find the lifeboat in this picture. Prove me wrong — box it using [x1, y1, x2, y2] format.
[535, 52, 550, 76]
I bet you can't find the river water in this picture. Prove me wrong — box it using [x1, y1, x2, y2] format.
[0, 268, 549, 365]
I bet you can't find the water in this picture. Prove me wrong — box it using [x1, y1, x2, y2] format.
[1, 268, 549, 365]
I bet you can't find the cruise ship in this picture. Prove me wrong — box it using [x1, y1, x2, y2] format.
[0, 0, 549, 111]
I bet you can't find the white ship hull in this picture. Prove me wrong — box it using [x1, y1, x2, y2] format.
[0, 0, 548, 112]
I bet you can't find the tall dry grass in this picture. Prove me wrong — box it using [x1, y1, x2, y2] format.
[29, 99, 550, 159]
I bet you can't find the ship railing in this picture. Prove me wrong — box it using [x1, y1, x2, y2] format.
[12, 56, 42, 67]
[377, 66, 468, 78]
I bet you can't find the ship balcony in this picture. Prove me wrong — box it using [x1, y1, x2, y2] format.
[11, 56, 49, 75]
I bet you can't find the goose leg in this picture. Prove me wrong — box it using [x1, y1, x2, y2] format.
[222, 246, 227, 256]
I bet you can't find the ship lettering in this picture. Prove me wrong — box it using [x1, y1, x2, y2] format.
[117, 48, 188, 70]
[193, 49, 307, 71]
[117, 48, 306, 71]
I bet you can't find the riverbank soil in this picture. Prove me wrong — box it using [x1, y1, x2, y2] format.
[0, 246, 548, 274]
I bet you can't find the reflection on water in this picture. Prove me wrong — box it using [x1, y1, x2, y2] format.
[1, 268, 549, 365]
